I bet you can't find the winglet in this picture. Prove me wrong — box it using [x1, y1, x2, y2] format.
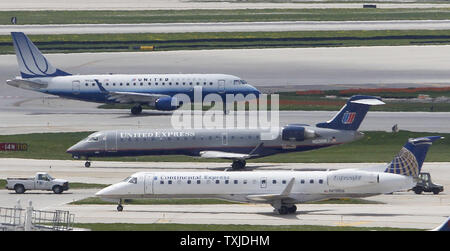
[95, 79, 108, 93]
[281, 178, 295, 196]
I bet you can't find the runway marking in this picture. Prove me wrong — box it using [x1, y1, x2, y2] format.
[156, 218, 171, 223]
[335, 221, 372, 227]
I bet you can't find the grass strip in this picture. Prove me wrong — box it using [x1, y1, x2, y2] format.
[2, 9, 450, 25]
[1, 30, 450, 54]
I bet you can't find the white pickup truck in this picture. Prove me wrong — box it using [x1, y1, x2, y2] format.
[6, 172, 69, 194]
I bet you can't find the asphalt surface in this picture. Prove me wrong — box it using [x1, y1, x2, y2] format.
[3, 0, 450, 10]
[3, 20, 450, 35]
[3, 46, 450, 96]
[1, 159, 448, 229]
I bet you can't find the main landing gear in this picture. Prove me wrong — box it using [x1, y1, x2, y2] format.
[231, 160, 246, 170]
[272, 203, 297, 215]
[131, 105, 142, 115]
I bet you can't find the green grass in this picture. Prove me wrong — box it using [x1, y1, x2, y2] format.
[2, 30, 450, 54]
[0, 131, 449, 163]
[73, 223, 419, 231]
[2, 9, 450, 25]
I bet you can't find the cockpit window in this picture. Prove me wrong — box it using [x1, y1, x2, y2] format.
[122, 177, 131, 182]
[86, 133, 104, 142]
[128, 177, 137, 184]
[233, 80, 240, 85]
[240, 80, 247, 85]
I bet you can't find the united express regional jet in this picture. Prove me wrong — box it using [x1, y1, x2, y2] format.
[96, 136, 442, 213]
[6, 32, 260, 114]
[67, 95, 384, 168]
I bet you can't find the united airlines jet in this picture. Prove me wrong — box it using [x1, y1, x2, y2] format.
[6, 32, 260, 114]
[96, 136, 442, 213]
[67, 95, 385, 168]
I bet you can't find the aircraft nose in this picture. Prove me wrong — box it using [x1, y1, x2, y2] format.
[96, 185, 114, 197]
[66, 141, 84, 154]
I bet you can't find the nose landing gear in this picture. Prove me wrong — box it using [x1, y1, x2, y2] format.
[117, 199, 123, 212]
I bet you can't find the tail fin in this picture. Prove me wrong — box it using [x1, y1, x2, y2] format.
[316, 95, 384, 131]
[431, 217, 450, 231]
[384, 136, 443, 177]
[11, 32, 71, 78]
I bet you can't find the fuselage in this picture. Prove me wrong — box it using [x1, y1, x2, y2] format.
[96, 170, 415, 204]
[67, 127, 364, 158]
[16, 73, 260, 103]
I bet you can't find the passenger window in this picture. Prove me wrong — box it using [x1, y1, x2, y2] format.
[272, 180, 277, 184]
[301, 180, 305, 184]
[282, 180, 286, 184]
[160, 181, 164, 184]
[234, 180, 238, 184]
[319, 179, 323, 184]
[187, 180, 191, 184]
[310, 179, 314, 184]
[197, 180, 201, 184]
[215, 180, 220, 184]
[225, 180, 229, 184]
[168, 180, 172, 185]
[243, 180, 247, 184]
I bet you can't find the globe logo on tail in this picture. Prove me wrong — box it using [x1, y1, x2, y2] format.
[385, 147, 419, 177]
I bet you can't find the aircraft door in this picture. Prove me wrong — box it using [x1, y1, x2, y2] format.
[218, 80, 225, 94]
[144, 175, 154, 194]
[260, 177, 267, 189]
[222, 132, 228, 145]
[72, 80, 80, 95]
[105, 131, 117, 152]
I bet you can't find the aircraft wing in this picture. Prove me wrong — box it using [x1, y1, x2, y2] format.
[6, 79, 48, 90]
[199, 143, 264, 160]
[246, 178, 295, 202]
[105, 91, 168, 104]
[199, 151, 253, 160]
[94, 80, 168, 105]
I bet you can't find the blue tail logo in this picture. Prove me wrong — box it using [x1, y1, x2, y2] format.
[316, 95, 385, 131]
[385, 136, 442, 177]
[341, 112, 356, 124]
[11, 32, 71, 78]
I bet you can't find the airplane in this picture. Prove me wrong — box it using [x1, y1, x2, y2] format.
[6, 32, 260, 115]
[95, 136, 442, 213]
[67, 95, 385, 168]
[431, 217, 450, 231]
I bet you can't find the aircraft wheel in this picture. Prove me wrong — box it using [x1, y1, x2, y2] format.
[413, 187, 423, 194]
[131, 105, 142, 115]
[117, 204, 123, 212]
[231, 160, 246, 170]
[278, 206, 288, 215]
[85, 161, 91, 168]
[288, 205, 297, 214]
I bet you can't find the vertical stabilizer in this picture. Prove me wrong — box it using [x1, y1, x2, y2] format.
[384, 136, 442, 177]
[316, 95, 384, 131]
[11, 32, 71, 78]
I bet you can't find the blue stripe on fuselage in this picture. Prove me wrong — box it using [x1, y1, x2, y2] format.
[44, 89, 259, 104]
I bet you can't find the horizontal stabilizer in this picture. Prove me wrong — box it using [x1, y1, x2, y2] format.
[6, 79, 48, 90]
[351, 99, 385, 106]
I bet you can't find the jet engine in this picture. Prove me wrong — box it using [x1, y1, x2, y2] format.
[155, 97, 180, 111]
[327, 170, 379, 188]
[281, 125, 317, 141]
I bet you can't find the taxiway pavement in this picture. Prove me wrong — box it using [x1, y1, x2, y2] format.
[0, 159, 448, 229]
